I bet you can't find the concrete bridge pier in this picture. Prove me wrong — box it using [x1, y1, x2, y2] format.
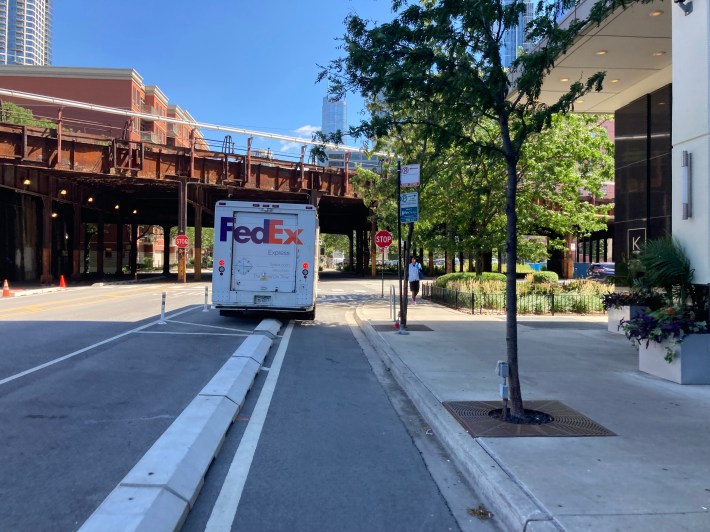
[40, 195, 52, 285]
[193, 204, 203, 282]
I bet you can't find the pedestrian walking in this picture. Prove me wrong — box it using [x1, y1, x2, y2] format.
[408, 256, 423, 304]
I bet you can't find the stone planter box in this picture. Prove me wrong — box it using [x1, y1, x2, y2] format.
[608, 305, 646, 334]
[638, 334, 710, 384]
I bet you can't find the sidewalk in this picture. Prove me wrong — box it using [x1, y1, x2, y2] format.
[356, 295, 710, 531]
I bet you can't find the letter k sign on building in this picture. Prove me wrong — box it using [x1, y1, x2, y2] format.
[628, 228, 646, 255]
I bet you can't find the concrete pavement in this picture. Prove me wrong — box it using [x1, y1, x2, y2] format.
[356, 292, 710, 532]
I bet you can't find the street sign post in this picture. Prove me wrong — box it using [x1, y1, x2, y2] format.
[175, 234, 189, 249]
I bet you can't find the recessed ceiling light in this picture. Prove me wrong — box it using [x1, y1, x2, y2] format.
[595, 50, 608, 56]
[87, 197, 94, 203]
[653, 51, 666, 57]
[560, 78, 569, 82]
[650, 10, 663, 17]
[610, 79, 620, 83]
[59, 189, 67, 195]
[114, 204, 120, 210]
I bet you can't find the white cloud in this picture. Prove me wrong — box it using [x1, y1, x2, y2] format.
[279, 141, 301, 152]
[295, 124, 320, 136]
[279, 125, 321, 153]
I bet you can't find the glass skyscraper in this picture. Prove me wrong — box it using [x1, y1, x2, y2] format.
[321, 96, 379, 171]
[0, 0, 52, 66]
[501, 0, 535, 68]
[321, 96, 346, 137]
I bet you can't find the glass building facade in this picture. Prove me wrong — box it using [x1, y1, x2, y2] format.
[0, 0, 52, 65]
[613, 84, 672, 271]
[321, 96, 379, 171]
[321, 96, 346, 136]
[501, 0, 535, 68]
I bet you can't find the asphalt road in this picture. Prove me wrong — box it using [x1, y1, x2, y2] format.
[0, 275, 499, 531]
[0, 282, 257, 531]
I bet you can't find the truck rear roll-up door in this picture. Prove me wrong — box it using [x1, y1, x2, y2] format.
[230, 212, 298, 293]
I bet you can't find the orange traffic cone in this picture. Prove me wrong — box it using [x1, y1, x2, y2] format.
[59, 275, 66, 288]
[2, 279, 11, 297]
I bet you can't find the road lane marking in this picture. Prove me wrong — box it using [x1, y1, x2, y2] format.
[167, 320, 254, 334]
[135, 331, 250, 336]
[205, 320, 294, 532]
[0, 306, 197, 387]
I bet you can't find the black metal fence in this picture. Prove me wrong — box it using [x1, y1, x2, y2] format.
[422, 283, 605, 315]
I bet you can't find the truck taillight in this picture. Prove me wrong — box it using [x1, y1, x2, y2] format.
[219, 259, 225, 266]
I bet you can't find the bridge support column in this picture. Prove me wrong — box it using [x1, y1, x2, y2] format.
[193, 204, 202, 282]
[162, 225, 171, 276]
[177, 178, 187, 283]
[115, 221, 124, 276]
[129, 223, 138, 277]
[96, 217, 105, 279]
[356, 228, 363, 275]
[72, 203, 81, 281]
[41, 195, 53, 284]
[348, 232, 354, 271]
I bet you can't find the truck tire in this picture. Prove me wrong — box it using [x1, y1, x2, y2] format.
[303, 306, 316, 320]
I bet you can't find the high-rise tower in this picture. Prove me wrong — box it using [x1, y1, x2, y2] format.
[501, 0, 534, 68]
[321, 96, 346, 137]
[321, 95, 378, 171]
[0, 0, 53, 66]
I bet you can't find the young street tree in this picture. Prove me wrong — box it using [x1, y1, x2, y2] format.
[320, 0, 642, 421]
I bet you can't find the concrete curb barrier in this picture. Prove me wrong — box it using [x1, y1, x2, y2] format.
[354, 308, 560, 532]
[253, 318, 282, 339]
[80, 485, 188, 532]
[80, 319, 282, 532]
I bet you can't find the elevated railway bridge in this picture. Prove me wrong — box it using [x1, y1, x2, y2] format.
[0, 123, 372, 284]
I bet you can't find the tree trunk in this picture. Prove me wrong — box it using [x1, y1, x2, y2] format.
[500, 119, 524, 421]
[475, 248, 484, 275]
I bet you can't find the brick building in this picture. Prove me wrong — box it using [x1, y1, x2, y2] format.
[0, 65, 206, 148]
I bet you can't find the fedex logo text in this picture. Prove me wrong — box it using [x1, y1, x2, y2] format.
[219, 217, 303, 245]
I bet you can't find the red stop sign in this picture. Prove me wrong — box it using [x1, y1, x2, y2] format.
[175, 234, 189, 248]
[375, 230, 393, 249]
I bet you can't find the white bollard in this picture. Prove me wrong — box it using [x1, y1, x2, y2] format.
[203, 286, 209, 312]
[158, 291, 167, 324]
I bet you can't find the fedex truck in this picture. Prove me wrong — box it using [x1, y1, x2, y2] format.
[212, 200, 318, 319]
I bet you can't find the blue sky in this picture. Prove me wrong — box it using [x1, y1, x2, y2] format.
[52, 0, 395, 160]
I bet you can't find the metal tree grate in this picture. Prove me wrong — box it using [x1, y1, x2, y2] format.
[443, 400, 615, 437]
[373, 324, 434, 331]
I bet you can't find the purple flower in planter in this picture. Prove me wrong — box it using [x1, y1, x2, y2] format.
[620, 306, 708, 362]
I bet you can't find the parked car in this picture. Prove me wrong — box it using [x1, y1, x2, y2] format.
[588, 262, 615, 279]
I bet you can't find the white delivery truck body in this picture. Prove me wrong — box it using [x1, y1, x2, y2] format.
[212, 200, 318, 318]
